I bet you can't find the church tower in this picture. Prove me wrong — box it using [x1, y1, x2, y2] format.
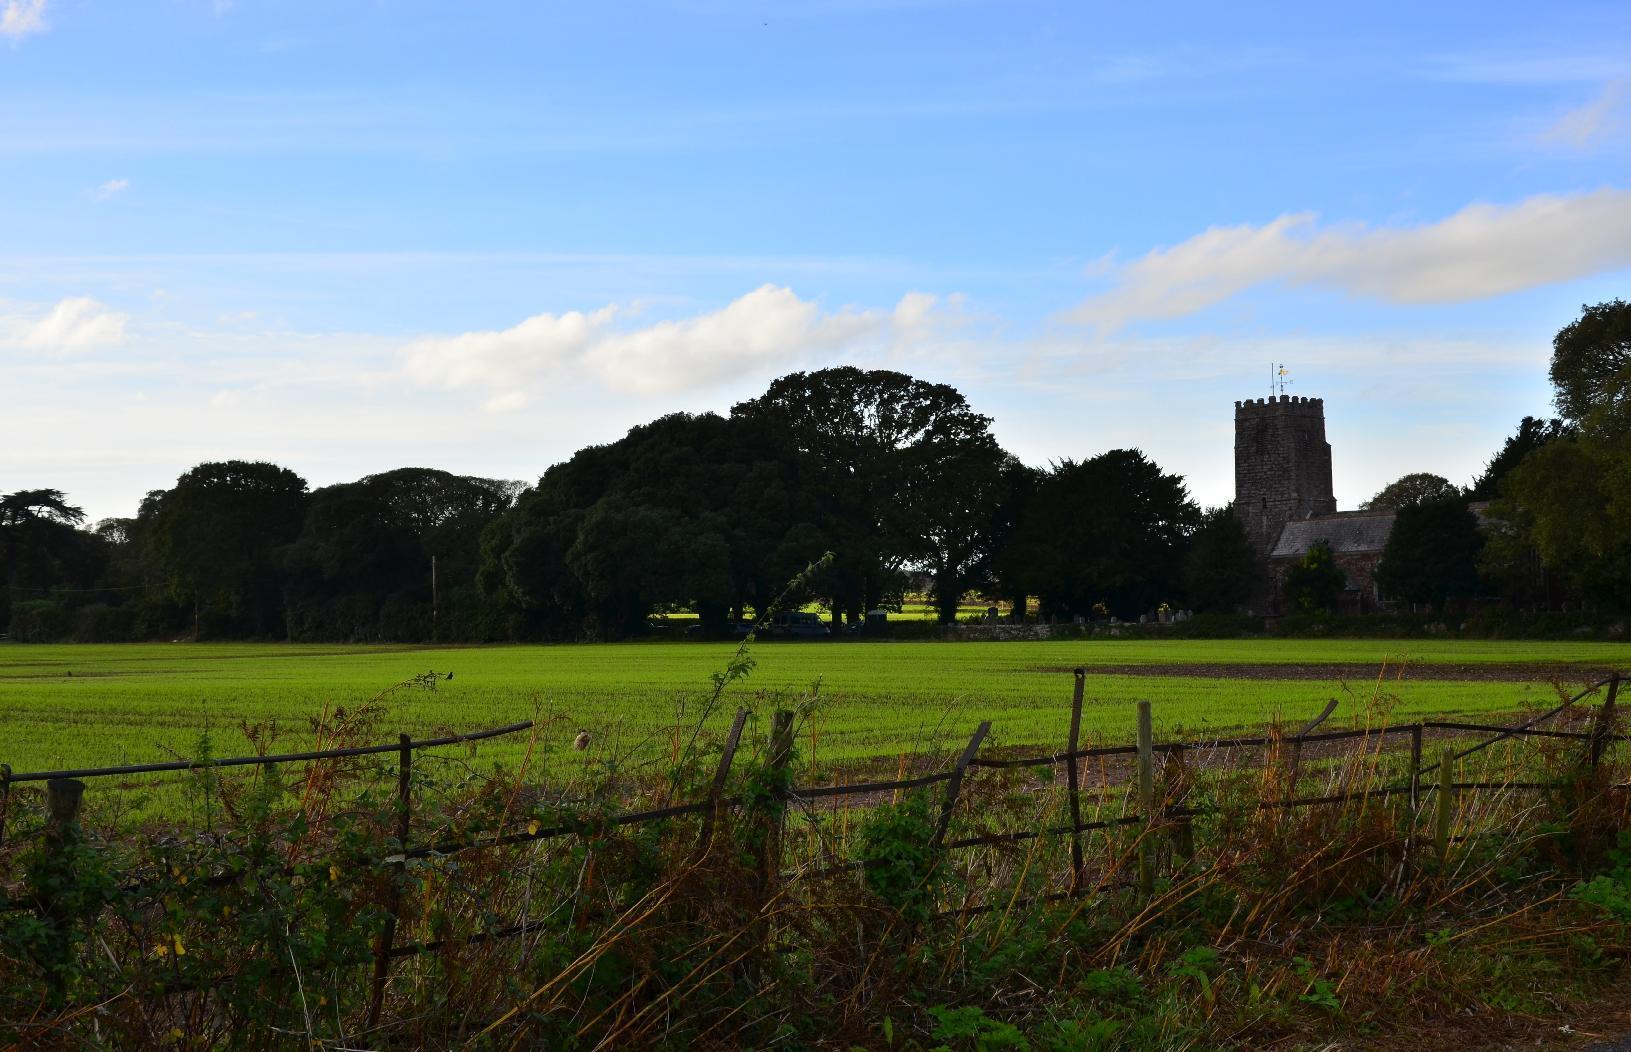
[1233, 395, 1337, 556]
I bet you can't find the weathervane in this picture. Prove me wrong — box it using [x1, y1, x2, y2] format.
[1270, 363, 1292, 397]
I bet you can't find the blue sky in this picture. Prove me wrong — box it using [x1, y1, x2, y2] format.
[3, 0, 1630, 520]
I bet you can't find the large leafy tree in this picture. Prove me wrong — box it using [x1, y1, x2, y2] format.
[483, 411, 823, 638]
[279, 467, 524, 639]
[1549, 299, 1631, 431]
[1006, 450, 1199, 620]
[1375, 497, 1485, 609]
[1480, 302, 1631, 610]
[1283, 540, 1345, 614]
[1487, 434, 1631, 608]
[1362, 472, 1460, 510]
[0, 489, 92, 632]
[1181, 505, 1259, 613]
[1466, 416, 1574, 500]
[732, 367, 1008, 625]
[149, 461, 309, 636]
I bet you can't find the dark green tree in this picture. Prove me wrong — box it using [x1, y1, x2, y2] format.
[482, 411, 823, 638]
[0, 489, 92, 634]
[732, 367, 1007, 627]
[148, 462, 309, 637]
[1375, 497, 1485, 609]
[1487, 433, 1631, 608]
[1466, 416, 1574, 500]
[1477, 302, 1631, 610]
[1362, 472, 1460, 510]
[1283, 540, 1345, 614]
[274, 467, 523, 641]
[1181, 505, 1259, 613]
[986, 461, 1043, 619]
[1005, 450, 1199, 620]
[1549, 299, 1631, 431]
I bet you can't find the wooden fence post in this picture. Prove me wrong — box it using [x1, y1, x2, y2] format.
[1066, 668, 1086, 891]
[46, 778, 84, 829]
[1137, 701, 1155, 895]
[1406, 722, 1424, 866]
[1166, 743, 1195, 863]
[756, 710, 796, 894]
[368, 733, 413, 1030]
[696, 709, 749, 859]
[1433, 746, 1454, 864]
[0, 764, 11, 849]
[39, 778, 86, 1007]
[1408, 723, 1423, 813]
[932, 722, 991, 849]
[1590, 674, 1620, 771]
[1284, 698, 1339, 805]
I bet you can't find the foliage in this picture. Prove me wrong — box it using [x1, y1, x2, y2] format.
[1181, 506, 1258, 613]
[1549, 298, 1631, 431]
[1282, 540, 1345, 614]
[1375, 497, 1485, 608]
[148, 461, 310, 636]
[1572, 831, 1631, 921]
[0, 489, 94, 635]
[1361, 472, 1460, 510]
[733, 367, 1010, 626]
[1003, 450, 1200, 620]
[858, 790, 942, 928]
[1466, 415, 1573, 501]
[1488, 431, 1631, 607]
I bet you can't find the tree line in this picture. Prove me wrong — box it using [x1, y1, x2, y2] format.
[1269, 299, 1629, 619]
[1, 366, 1261, 642]
[3, 300, 1627, 641]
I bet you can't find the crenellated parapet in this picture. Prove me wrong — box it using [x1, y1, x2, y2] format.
[1234, 395, 1325, 415]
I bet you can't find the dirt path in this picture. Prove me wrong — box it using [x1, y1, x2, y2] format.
[1063, 662, 1614, 683]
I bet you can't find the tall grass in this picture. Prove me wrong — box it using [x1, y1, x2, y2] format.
[1, 675, 1627, 1049]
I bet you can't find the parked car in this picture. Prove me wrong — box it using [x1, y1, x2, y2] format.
[767, 611, 830, 638]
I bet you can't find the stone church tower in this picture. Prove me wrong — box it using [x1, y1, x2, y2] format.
[1233, 395, 1337, 557]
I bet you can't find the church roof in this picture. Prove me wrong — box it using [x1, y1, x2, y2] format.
[1269, 510, 1396, 560]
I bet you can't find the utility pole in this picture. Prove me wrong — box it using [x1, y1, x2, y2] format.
[431, 555, 438, 639]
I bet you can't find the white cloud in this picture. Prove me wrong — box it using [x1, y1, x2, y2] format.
[482, 391, 527, 414]
[589, 285, 881, 393]
[93, 178, 131, 200]
[1541, 80, 1628, 150]
[5, 297, 128, 354]
[1069, 188, 1631, 329]
[401, 284, 953, 398]
[402, 305, 615, 390]
[0, 0, 46, 40]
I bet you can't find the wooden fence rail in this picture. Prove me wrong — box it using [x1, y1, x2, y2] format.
[2, 673, 1626, 959]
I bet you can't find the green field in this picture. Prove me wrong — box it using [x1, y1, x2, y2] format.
[3, 639, 1626, 781]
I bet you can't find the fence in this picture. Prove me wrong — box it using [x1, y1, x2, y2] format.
[1, 670, 1625, 1023]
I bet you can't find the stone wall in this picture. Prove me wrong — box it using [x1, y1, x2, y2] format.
[1267, 550, 1386, 615]
[1233, 395, 1337, 557]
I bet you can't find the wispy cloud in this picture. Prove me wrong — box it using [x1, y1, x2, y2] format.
[92, 177, 131, 200]
[1540, 80, 1629, 150]
[0, 0, 46, 40]
[402, 284, 956, 397]
[1069, 189, 1631, 329]
[3, 297, 129, 354]
[1425, 50, 1631, 85]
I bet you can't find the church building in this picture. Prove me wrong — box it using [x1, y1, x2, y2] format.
[1233, 395, 1394, 614]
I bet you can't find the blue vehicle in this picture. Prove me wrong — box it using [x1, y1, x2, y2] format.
[768, 611, 830, 638]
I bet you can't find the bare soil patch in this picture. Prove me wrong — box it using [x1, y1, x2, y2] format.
[1066, 662, 1614, 683]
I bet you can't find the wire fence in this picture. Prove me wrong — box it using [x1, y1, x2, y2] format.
[1, 670, 1624, 1011]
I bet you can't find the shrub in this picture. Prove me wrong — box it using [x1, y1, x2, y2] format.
[9, 600, 71, 642]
